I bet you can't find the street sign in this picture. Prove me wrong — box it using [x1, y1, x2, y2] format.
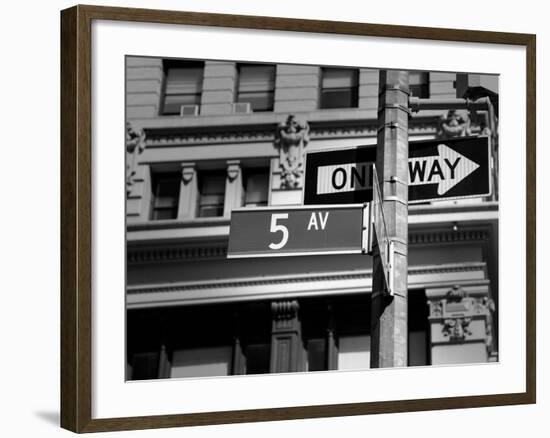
[303, 136, 491, 204]
[303, 146, 376, 206]
[371, 168, 394, 295]
[407, 136, 491, 203]
[227, 204, 370, 258]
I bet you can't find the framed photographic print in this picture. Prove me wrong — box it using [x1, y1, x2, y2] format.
[60, 4, 536, 433]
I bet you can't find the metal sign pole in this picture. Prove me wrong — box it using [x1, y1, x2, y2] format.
[370, 70, 409, 368]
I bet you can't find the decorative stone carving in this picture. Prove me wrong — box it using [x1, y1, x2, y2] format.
[472, 296, 495, 314]
[436, 110, 472, 139]
[180, 163, 195, 185]
[143, 119, 448, 147]
[429, 301, 443, 318]
[471, 296, 496, 353]
[442, 317, 472, 342]
[271, 300, 300, 328]
[270, 300, 302, 373]
[126, 122, 146, 196]
[274, 115, 310, 189]
[226, 160, 241, 182]
[446, 284, 467, 302]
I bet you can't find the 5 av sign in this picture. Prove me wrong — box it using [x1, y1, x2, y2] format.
[227, 204, 369, 258]
[304, 136, 491, 204]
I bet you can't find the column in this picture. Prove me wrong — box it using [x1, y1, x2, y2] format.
[177, 162, 198, 219]
[223, 160, 243, 217]
[270, 300, 304, 373]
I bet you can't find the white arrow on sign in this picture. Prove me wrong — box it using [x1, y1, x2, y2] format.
[408, 144, 480, 195]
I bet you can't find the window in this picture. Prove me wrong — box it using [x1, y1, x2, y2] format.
[334, 296, 371, 371]
[300, 296, 370, 372]
[161, 60, 204, 115]
[127, 303, 271, 379]
[150, 172, 180, 220]
[197, 170, 226, 217]
[238, 302, 272, 375]
[320, 68, 359, 109]
[242, 342, 271, 375]
[305, 338, 327, 372]
[409, 71, 429, 98]
[243, 168, 269, 207]
[236, 64, 276, 111]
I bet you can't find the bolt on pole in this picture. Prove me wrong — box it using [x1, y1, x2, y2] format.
[370, 70, 409, 368]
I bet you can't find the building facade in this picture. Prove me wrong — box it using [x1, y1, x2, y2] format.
[125, 57, 499, 380]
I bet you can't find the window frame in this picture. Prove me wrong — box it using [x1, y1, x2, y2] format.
[409, 71, 430, 98]
[235, 63, 276, 112]
[149, 170, 181, 220]
[242, 166, 270, 207]
[320, 67, 359, 109]
[196, 168, 227, 218]
[160, 59, 205, 115]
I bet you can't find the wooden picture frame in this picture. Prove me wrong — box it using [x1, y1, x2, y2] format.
[60, 4, 536, 433]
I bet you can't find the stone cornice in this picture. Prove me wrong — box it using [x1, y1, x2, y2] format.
[142, 117, 476, 147]
[129, 270, 369, 294]
[127, 227, 490, 264]
[127, 262, 486, 295]
[126, 262, 488, 308]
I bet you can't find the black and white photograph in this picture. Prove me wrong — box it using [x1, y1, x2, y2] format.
[125, 57, 499, 380]
[2, 0, 544, 436]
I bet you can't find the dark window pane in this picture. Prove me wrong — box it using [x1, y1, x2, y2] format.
[200, 173, 225, 194]
[151, 172, 180, 220]
[409, 71, 429, 98]
[198, 170, 226, 218]
[409, 84, 429, 98]
[244, 169, 269, 206]
[307, 338, 326, 371]
[131, 352, 159, 380]
[244, 342, 270, 375]
[320, 68, 359, 109]
[408, 290, 430, 366]
[320, 89, 358, 109]
[154, 179, 179, 201]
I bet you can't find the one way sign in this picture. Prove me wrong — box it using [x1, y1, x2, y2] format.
[303, 136, 491, 205]
[407, 136, 491, 203]
[409, 144, 479, 195]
